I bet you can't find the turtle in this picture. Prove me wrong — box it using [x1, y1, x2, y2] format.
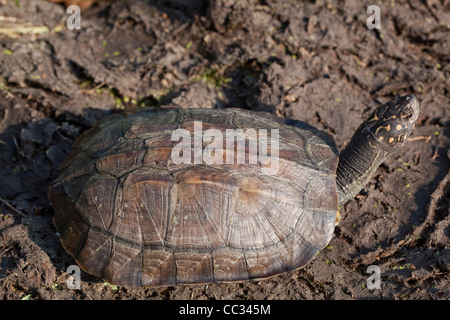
[47, 94, 419, 287]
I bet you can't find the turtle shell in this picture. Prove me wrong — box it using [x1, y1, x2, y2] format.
[48, 108, 339, 287]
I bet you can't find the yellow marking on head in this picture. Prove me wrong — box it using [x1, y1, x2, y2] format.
[375, 124, 391, 135]
[369, 113, 379, 122]
[401, 133, 407, 142]
[378, 136, 384, 142]
[396, 124, 403, 131]
[388, 137, 395, 143]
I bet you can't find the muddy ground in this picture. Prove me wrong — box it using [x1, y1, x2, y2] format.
[0, 0, 448, 300]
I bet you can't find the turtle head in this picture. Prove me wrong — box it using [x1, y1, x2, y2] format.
[336, 94, 419, 206]
[364, 94, 420, 150]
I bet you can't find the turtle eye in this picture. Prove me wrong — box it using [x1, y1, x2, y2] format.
[401, 113, 411, 120]
[399, 107, 413, 120]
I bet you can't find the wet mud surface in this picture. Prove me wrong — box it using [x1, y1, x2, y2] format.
[0, 0, 449, 300]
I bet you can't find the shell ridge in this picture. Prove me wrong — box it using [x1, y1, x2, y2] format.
[210, 250, 217, 283]
[295, 231, 321, 252]
[301, 173, 317, 210]
[192, 191, 228, 247]
[102, 238, 143, 286]
[141, 197, 165, 245]
[225, 185, 240, 247]
[108, 175, 122, 231]
[134, 197, 145, 249]
[163, 175, 177, 247]
[242, 250, 251, 279]
[72, 224, 91, 261]
[99, 233, 115, 281]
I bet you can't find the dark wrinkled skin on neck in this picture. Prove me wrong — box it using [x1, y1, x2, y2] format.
[336, 94, 420, 206]
[336, 125, 388, 206]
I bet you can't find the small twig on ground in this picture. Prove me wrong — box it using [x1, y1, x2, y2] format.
[0, 16, 18, 22]
[431, 148, 439, 160]
[0, 19, 49, 38]
[0, 196, 27, 217]
[408, 135, 431, 143]
[83, 81, 107, 95]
